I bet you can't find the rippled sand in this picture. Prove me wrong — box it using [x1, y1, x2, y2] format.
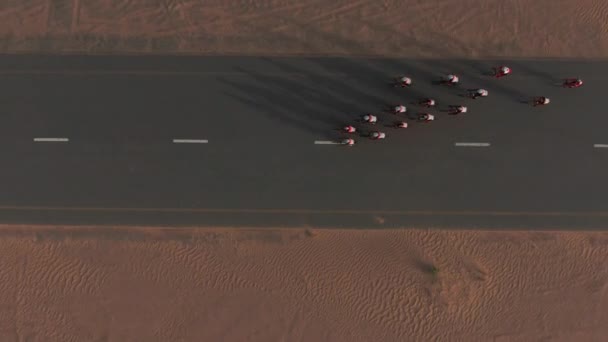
[1, 225, 607, 341]
[1, 0, 607, 57]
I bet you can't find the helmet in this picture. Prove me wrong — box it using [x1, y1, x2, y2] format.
[398, 122, 408, 128]
[545, 98, 551, 104]
[343, 138, 355, 146]
[501, 66, 510, 74]
[371, 132, 386, 139]
[460, 106, 468, 113]
[400, 76, 411, 84]
[427, 114, 435, 121]
[363, 115, 371, 121]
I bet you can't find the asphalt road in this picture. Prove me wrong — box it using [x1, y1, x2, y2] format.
[1, 55, 607, 229]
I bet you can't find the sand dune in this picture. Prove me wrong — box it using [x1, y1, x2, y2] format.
[1, 225, 607, 341]
[1, 0, 608, 57]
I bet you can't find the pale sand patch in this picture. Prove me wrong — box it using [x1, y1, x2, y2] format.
[0, 225, 607, 341]
[0, 0, 607, 57]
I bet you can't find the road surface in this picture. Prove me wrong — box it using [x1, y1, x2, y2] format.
[0, 55, 607, 228]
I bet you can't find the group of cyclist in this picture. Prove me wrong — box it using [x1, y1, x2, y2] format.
[340, 66, 584, 146]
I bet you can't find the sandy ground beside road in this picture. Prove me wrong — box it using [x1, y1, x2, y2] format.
[1, 0, 608, 57]
[2, 1, 608, 341]
[0, 225, 607, 341]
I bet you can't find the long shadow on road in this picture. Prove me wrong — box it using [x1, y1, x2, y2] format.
[218, 71, 344, 139]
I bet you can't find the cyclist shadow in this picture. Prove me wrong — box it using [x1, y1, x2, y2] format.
[404, 112, 429, 121]
[518, 98, 535, 105]
[437, 106, 462, 115]
[381, 121, 409, 129]
[430, 79, 460, 86]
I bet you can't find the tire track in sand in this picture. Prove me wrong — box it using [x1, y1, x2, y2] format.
[46, 0, 74, 33]
[71, 0, 80, 32]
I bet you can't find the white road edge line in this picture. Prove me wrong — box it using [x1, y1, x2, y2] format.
[33, 138, 69, 142]
[172, 139, 209, 144]
[454, 142, 491, 147]
[594, 144, 608, 148]
[314, 140, 340, 145]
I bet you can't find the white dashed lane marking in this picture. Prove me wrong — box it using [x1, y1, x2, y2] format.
[454, 142, 491, 147]
[33, 137, 69, 142]
[172, 139, 209, 144]
[23, 138, 608, 149]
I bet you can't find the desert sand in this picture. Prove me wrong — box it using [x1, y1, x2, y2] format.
[0, 225, 606, 341]
[2, 1, 608, 341]
[1, 0, 608, 57]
